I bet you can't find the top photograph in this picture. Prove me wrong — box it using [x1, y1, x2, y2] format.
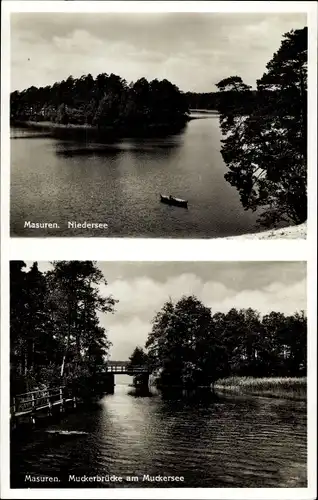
[9, 11, 308, 238]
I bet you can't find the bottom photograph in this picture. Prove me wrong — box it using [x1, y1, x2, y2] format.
[9, 260, 307, 489]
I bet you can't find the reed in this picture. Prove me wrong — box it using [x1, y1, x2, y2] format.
[215, 376, 307, 401]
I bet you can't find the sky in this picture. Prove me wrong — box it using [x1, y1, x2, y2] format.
[25, 261, 306, 360]
[11, 12, 307, 92]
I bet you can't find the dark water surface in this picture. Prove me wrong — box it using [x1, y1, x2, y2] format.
[11, 116, 261, 237]
[11, 379, 307, 488]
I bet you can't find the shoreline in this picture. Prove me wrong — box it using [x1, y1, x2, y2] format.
[215, 376, 306, 401]
[10, 118, 190, 138]
[218, 222, 307, 240]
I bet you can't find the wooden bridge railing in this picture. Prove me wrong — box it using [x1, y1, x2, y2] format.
[106, 364, 149, 373]
[11, 386, 72, 417]
[11, 366, 150, 418]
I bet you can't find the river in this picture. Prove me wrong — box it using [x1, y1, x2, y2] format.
[10, 377, 307, 488]
[10, 115, 261, 237]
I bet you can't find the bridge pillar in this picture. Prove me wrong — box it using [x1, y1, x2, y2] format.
[104, 373, 115, 394]
[133, 373, 150, 390]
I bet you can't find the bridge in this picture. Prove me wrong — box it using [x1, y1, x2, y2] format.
[10, 362, 151, 429]
[106, 361, 149, 374]
[98, 361, 150, 395]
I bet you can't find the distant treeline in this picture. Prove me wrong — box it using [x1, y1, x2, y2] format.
[144, 296, 306, 389]
[185, 92, 220, 110]
[185, 90, 258, 111]
[10, 74, 189, 134]
[9, 71, 259, 132]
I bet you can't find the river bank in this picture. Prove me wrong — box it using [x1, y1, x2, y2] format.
[10, 118, 189, 140]
[215, 376, 307, 401]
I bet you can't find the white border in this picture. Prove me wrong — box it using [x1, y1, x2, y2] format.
[1, 2, 317, 500]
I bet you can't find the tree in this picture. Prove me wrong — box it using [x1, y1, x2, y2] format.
[280, 311, 307, 376]
[127, 347, 149, 388]
[10, 72, 189, 135]
[56, 103, 68, 124]
[128, 346, 148, 367]
[146, 295, 225, 388]
[46, 261, 116, 380]
[145, 297, 307, 387]
[10, 261, 29, 393]
[216, 27, 307, 227]
[10, 261, 118, 398]
[10, 262, 58, 394]
[93, 93, 121, 127]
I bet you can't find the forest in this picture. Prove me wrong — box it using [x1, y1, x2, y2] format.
[10, 74, 189, 135]
[10, 261, 306, 398]
[185, 90, 258, 111]
[140, 295, 307, 389]
[10, 261, 117, 397]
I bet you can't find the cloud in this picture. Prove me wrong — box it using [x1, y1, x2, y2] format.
[10, 12, 307, 92]
[107, 317, 151, 359]
[101, 271, 306, 359]
[52, 30, 104, 54]
[24, 261, 306, 360]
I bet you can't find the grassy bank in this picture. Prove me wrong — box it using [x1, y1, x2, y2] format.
[215, 376, 307, 401]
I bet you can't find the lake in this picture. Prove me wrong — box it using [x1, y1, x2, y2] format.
[10, 115, 261, 237]
[11, 377, 307, 488]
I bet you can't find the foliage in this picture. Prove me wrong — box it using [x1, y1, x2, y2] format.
[10, 261, 117, 397]
[127, 347, 149, 388]
[185, 92, 220, 110]
[216, 27, 307, 227]
[128, 346, 149, 367]
[145, 296, 307, 389]
[10, 73, 189, 132]
[146, 296, 227, 388]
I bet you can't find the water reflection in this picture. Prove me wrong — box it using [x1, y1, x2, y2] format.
[11, 118, 268, 237]
[55, 141, 182, 158]
[11, 381, 306, 488]
[127, 387, 154, 398]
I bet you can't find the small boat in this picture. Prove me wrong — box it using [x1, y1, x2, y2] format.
[160, 194, 188, 208]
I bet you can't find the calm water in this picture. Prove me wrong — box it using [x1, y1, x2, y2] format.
[11, 378, 307, 488]
[10, 116, 261, 237]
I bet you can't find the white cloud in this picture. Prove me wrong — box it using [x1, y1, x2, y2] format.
[11, 13, 306, 92]
[101, 273, 306, 359]
[52, 30, 104, 54]
[28, 262, 306, 360]
[107, 317, 151, 359]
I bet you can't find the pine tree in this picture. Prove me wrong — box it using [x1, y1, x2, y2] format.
[217, 27, 307, 227]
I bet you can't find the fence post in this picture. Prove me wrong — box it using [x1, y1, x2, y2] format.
[47, 391, 52, 416]
[30, 393, 36, 426]
[11, 413, 17, 430]
[11, 398, 17, 430]
[60, 387, 65, 412]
